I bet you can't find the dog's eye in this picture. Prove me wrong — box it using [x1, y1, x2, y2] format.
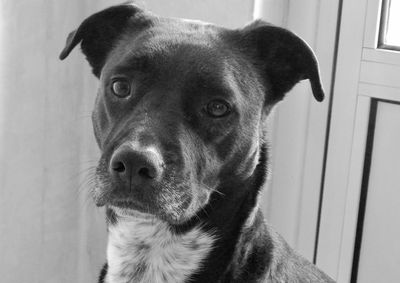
[111, 79, 131, 98]
[206, 100, 231, 118]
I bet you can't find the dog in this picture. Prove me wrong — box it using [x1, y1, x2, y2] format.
[60, 3, 335, 283]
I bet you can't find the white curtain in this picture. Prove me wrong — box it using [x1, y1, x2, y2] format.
[0, 1, 107, 282]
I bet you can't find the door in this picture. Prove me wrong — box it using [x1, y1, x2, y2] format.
[316, 0, 400, 282]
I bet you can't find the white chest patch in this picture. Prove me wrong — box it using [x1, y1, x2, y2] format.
[105, 212, 215, 283]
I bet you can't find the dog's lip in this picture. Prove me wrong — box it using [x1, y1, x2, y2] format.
[107, 197, 189, 225]
[109, 204, 155, 219]
[108, 198, 146, 210]
[93, 184, 147, 208]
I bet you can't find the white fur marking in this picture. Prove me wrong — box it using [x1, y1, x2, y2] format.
[106, 210, 215, 283]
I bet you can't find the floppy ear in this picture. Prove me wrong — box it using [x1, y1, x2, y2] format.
[59, 3, 150, 77]
[240, 20, 324, 103]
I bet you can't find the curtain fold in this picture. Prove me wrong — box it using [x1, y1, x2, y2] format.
[0, 1, 107, 282]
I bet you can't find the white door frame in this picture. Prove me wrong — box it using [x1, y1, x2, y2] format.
[316, 0, 400, 281]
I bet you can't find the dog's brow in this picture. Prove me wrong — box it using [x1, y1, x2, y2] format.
[114, 55, 152, 73]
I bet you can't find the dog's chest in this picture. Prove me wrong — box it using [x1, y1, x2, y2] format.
[106, 218, 215, 283]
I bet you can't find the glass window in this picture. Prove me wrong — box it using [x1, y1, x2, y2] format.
[379, 0, 400, 50]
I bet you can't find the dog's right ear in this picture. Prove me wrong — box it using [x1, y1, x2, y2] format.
[59, 3, 150, 77]
[238, 20, 324, 104]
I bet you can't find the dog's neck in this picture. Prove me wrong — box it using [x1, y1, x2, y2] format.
[105, 206, 267, 283]
[105, 210, 215, 283]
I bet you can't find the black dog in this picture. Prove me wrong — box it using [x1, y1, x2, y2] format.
[60, 3, 334, 283]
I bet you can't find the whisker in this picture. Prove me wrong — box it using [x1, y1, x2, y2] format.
[200, 183, 226, 197]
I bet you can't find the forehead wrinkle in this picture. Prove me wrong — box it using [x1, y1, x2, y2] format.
[111, 54, 153, 74]
[104, 40, 159, 76]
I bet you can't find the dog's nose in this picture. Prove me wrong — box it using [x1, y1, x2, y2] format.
[110, 145, 164, 187]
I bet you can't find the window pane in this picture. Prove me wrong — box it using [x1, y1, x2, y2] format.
[381, 0, 400, 49]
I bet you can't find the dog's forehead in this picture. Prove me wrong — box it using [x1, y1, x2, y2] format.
[103, 18, 231, 78]
[141, 16, 223, 45]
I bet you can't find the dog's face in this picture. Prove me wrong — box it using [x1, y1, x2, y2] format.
[91, 26, 264, 224]
[60, 4, 324, 224]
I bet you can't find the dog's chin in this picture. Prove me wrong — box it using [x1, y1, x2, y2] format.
[94, 195, 193, 225]
[104, 196, 214, 227]
[110, 205, 188, 225]
[92, 181, 213, 225]
[108, 203, 194, 225]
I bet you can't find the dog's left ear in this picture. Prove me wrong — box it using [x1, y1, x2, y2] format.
[59, 3, 150, 77]
[239, 20, 324, 103]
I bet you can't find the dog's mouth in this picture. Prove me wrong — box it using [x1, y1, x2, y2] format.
[108, 203, 156, 220]
[92, 175, 213, 225]
[93, 184, 156, 214]
[107, 198, 147, 212]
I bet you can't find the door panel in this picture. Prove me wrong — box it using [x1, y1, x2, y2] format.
[356, 101, 400, 283]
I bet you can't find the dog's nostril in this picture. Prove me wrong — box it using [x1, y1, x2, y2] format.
[110, 145, 163, 184]
[138, 167, 153, 179]
[112, 161, 126, 173]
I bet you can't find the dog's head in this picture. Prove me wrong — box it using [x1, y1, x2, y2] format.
[60, 3, 323, 225]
